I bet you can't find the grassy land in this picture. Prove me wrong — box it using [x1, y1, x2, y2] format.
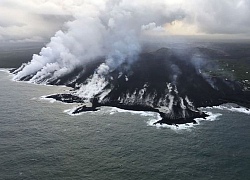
[198, 42, 250, 90]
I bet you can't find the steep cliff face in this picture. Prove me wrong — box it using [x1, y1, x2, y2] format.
[13, 47, 250, 125]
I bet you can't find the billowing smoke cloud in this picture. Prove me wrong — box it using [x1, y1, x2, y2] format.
[14, 0, 186, 82]
[188, 0, 250, 35]
[2, 0, 250, 43]
[12, 0, 250, 83]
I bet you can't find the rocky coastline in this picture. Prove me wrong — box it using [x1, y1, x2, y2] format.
[45, 93, 234, 126]
[13, 47, 250, 126]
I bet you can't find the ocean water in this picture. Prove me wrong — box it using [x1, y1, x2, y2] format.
[0, 70, 250, 180]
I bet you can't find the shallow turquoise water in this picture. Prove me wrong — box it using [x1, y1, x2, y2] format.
[0, 70, 250, 180]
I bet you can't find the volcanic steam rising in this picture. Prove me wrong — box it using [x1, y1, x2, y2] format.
[12, 1, 250, 125]
[13, 0, 185, 82]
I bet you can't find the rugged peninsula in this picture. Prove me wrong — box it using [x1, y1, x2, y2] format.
[13, 46, 249, 125]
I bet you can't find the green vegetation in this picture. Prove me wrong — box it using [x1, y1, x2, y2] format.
[195, 42, 250, 90]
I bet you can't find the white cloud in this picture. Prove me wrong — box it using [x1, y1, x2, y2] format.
[12, 0, 250, 83]
[185, 0, 250, 35]
[141, 23, 165, 32]
[1, 0, 250, 42]
[0, 0, 72, 42]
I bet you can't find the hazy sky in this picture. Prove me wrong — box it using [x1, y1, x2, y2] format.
[1, 0, 250, 42]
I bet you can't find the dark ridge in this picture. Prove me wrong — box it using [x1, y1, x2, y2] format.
[45, 93, 210, 125]
[46, 94, 84, 103]
[9, 68, 17, 73]
[72, 106, 99, 114]
[154, 112, 209, 125]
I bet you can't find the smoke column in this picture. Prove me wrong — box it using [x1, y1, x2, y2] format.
[14, 0, 186, 83]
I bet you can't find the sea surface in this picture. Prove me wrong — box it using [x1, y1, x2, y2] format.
[0, 70, 250, 180]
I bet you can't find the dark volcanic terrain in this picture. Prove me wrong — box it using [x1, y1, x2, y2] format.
[12, 43, 250, 125]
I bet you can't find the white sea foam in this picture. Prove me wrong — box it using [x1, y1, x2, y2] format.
[40, 96, 57, 103]
[65, 106, 158, 119]
[64, 106, 100, 116]
[40, 95, 82, 105]
[201, 104, 250, 115]
[0, 68, 12, 73]
[194, 112, 222, 124]
[107, 107, 157, 117]
[64, 107, 80, 116]
[147, 117, 196, 131]
[106, 107, 223, 131]
[148, 121, 195, 131]
[147, 111, 222, 131]
[63, 105, 223, 131]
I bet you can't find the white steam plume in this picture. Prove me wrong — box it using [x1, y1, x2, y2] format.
[14, 0, 186, 82]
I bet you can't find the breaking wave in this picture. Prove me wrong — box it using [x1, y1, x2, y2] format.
[147, 111, 222, 131]
[202, 104, 250, 115]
